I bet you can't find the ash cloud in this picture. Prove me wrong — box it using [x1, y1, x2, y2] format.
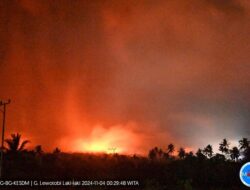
[0, 0, 249, 153]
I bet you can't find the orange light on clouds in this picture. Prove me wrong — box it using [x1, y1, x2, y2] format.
[82, 140, 111, 153]
[61, 123, 146, 154]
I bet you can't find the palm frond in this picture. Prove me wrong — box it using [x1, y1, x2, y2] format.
[19, 140, 30, 151]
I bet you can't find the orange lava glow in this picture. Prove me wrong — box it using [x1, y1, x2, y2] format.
[59, 123, 151, 155]
[81, 140, 120, 154]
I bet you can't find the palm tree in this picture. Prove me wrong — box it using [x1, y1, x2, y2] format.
[230, 147, 240, 161]
[203, 144, 213, 158]
[5, 133, 29, 153]
[239, 138, 250, 150]
[167, 143, 175, 155]
[219, 139, 229, 155]
[196, 148, 206, 160]
[178, 147, 186, 159]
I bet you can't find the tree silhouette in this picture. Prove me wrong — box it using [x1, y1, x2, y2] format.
[230, 147, 240, 161]
[239, 138, 249, 150]
[203, 144, 213, 158]
[196, 148, 206, 160]
[5, 133, 29, 153]
[219, 139, 229, 155]
[2, 133, 249, 189]
[212, 153, 226, 162]
[186, 151, 194, 160]
[243, 147, 250, 161]
[178, 148, 186, 159]
[34, 145, 43, 155]
[148, 148, 157, 160]
[167, 143, 175, 155]
[148, 147, 164, 160]
[53, 147, 61, 154]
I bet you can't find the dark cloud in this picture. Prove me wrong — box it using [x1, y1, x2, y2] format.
[206, 0, 245, 14]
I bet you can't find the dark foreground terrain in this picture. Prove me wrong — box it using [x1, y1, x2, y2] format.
[2, 151, 249, 190]
[2, 134, 250, 190]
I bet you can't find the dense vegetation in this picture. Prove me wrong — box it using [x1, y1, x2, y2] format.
[2, 133, 250, 190]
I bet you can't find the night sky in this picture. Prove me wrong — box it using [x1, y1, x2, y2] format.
[0, 0, 250, 154]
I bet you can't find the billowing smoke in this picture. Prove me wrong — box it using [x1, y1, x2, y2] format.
[0, 0, 249, 154]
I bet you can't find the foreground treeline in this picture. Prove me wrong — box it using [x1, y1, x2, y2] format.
[2, 133, 250, 190]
